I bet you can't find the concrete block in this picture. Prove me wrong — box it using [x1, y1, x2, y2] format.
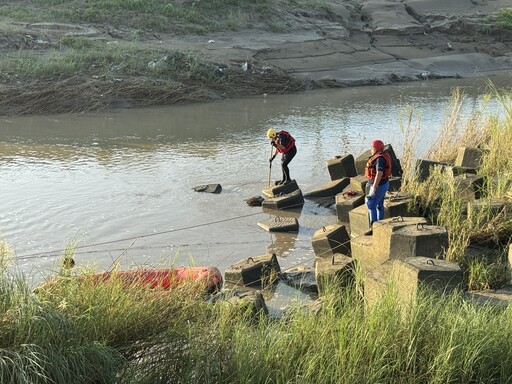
[415, 159, 447, 182]
[304, 178, 350, 199]
[351, 232, 387, 271]
[262, 179, 299, 198]
[326, 154, 357, 180]
[312, 224, 351, 258]
[225, 253, 281, 287]
[336, 191, 365, 223]
[262, 189, 304, 210]
[465, 286, 512, 307]
[349, 198, 414, 237]
[388, 176, 402, 192]
[384, 192, 418, 218]
[454, 174, 485, 201]
[348, 203, 371, 237]
[392, 257, 463, 304]
[363, 261, 393, 307]
[455, 147, 485, 169]
[372, 216, 428, 256]
[378, 220, 448, 260]
[315, 254, 355, 294]
[257, 217, 299, 232]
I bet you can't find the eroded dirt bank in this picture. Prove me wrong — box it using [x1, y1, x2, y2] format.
[0, 0, 511, 115]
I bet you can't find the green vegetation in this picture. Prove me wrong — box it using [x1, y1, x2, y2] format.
[399, 88, 512, 290]
[0, 0, 335, 33]
[2, 253, 512, 383]
[497, 8, 512, 30]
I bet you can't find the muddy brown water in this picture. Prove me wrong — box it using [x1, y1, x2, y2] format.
[1, 76, 511, 297]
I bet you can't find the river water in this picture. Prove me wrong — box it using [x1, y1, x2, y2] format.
[1, 75, 511, 287]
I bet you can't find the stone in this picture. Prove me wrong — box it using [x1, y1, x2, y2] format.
[192, 183, 222, 193]
[349, 174, 369, 193]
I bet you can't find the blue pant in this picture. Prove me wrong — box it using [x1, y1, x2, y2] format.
[366, 180, 389, 225]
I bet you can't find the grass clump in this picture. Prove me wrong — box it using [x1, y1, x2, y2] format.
[497, 8, 512, 30]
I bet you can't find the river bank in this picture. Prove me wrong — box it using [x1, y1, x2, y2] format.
[0, 0, 511, 116]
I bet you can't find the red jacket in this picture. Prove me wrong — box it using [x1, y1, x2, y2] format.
[272, 130, 296, 153]
[365, 152, 392, 180]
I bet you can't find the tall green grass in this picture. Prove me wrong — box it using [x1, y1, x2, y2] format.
[2, 243, 512, 382]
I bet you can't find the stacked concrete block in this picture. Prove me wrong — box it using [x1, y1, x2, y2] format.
[335, 191, 365, 223]
[326, 154, 357, 180]
[262, 189, 304, 210]
[351, 234, 383, 270]
[394, 256, 462, 292]
[304, 178, 350, 199]
[362, 261, 393, 307]
[315, 254, 356, 294]
[262, 179, 300, 198]
[373, 217, 448, 260]
[312, 224, 351, 258]
[454, 174, 485, 201]
[351, 216, 445, 271]
[348, 195, 419, 237]
[391, 256, 463, 306]
[455, 147, 485, 169]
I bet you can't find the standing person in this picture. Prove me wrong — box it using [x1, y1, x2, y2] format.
[364, 139, 392, 235]
[267, 128, 297, 185]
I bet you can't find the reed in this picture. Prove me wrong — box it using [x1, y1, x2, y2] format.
[401, 87, 512, 288]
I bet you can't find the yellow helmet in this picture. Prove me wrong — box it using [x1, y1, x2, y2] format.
[267, 128, 277, 139]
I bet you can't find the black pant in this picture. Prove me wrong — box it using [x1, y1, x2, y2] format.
[281, 145, 297, 182]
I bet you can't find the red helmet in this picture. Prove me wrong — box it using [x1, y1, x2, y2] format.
[371, 140, 385, 151]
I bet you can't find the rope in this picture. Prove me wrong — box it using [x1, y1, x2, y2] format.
[12, 211, 265, 261]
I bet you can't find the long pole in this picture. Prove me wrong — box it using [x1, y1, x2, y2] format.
[268, 144, 273, 188]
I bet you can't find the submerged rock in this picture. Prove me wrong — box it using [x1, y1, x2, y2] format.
[192, 184, 222, 193]
[245, 195, 264, 206]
